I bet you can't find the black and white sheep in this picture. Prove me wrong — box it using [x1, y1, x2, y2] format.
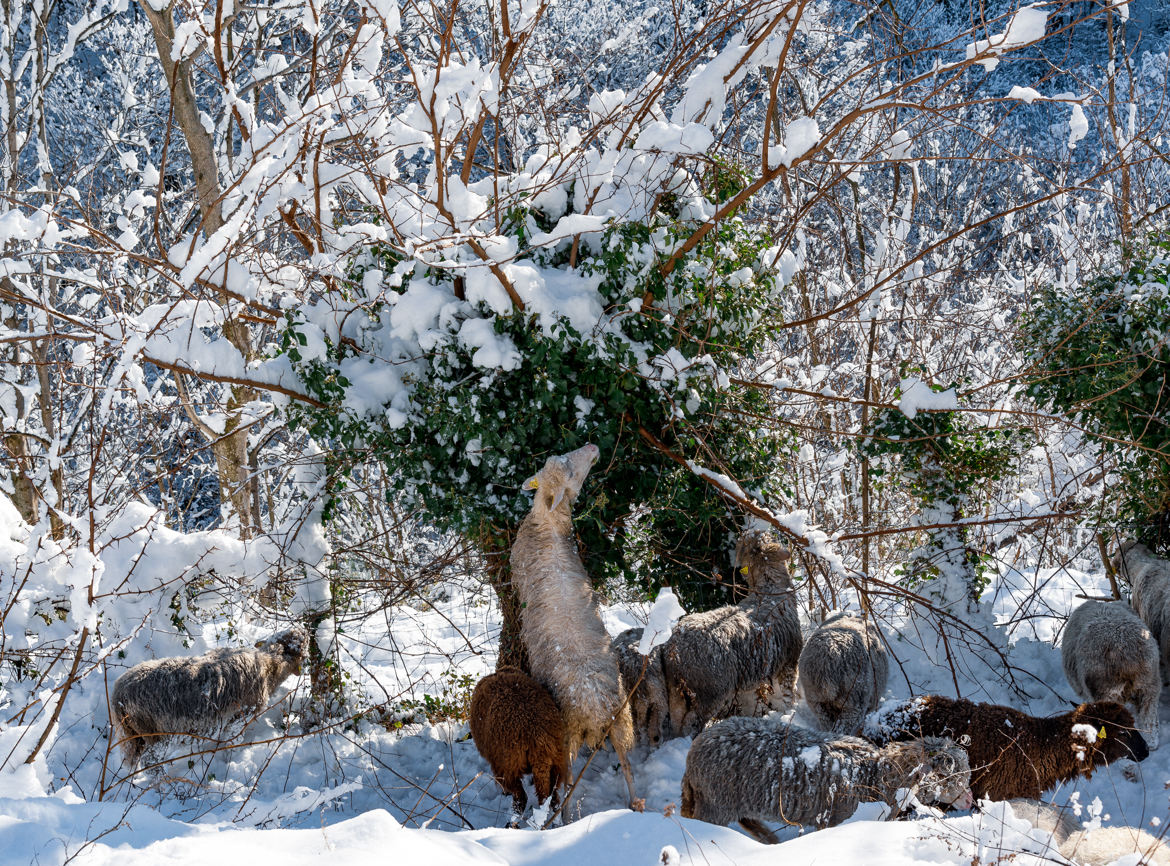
[798, 612, 889, 735]
[680, 718, 972, 843]
[110, 627, 309, 764]
[511, 444, 638, 809]
[661, 529, 802, 737]
[1062, 599, 1161, 748]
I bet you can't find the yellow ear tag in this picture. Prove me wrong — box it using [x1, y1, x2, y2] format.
[740, 566, 749, 575]
[1098, 727, 1107, 740]
[524, 477, 539, 490]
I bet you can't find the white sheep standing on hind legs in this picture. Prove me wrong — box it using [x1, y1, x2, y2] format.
[510, 443, 639, 812]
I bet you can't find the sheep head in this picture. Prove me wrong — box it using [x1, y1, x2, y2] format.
[1070, 702, 1150, 771]
[522, 444, 599, 515]
[734, 529, 793, 593]
[1111, 539, 1150, 579]
[884, 737, 973, 812]
[256, 626, 311, 676]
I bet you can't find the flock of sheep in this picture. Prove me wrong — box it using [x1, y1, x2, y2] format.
[104, 444, 1170, 864]
[464, 446, 1170, 862]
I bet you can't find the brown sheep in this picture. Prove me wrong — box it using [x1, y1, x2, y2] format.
[864, 696, 1149, 801]
[469, 666, 570, 825]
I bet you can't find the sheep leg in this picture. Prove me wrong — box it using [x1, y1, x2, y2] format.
[534, 760, 562, 819]
[832, 706, 866, 737]
[615, 744, 640, 811]
[738, 817, 780, 844]
[498, 776, 527, 826]
[1134, 691, 1161, 749]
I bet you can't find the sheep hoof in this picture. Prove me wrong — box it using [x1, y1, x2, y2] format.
[630, 797, 646, 813]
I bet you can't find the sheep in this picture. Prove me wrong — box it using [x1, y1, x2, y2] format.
[1061, 599, 1161, 748]
[680, 717, 972, 844]
[611, 627, 670, 747]
[798, 611, 889, 735]
[110, 627, 309, 765]
[1114, 540, 1170, 685]
[1063, 824, 1170, 865]
[468, 666, 570, 825]
[864, 695, 1150, 801]
[660, 529, 802, 737]
[510, 443, 638, 809]
[1008, 799, 1170, 865]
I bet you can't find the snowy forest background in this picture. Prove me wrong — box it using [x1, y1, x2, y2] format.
[2, 0, 1170, 860]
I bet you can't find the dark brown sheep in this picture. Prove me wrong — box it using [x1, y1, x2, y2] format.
[865, 695, 1149, 801]
[469, 666, 570, 824]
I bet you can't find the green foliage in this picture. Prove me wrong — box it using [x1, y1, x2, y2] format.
[283, 176, 793, 610]
[859, 384, 1028, 602]
[393, 670, 477, 725]
[1021, 231, 1170, 550]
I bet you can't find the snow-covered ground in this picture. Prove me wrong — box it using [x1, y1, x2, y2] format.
[3, 562, 1169, 865]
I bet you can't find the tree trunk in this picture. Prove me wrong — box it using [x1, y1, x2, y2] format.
[478, 528, 530, 673]
[140, 1, 258, 537]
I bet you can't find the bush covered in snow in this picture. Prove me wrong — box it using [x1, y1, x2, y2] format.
[283, 168, 797, 605]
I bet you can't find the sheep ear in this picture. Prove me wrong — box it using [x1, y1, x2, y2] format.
[523, 475, 540, 490]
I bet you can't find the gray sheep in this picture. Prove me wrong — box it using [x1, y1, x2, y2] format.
[1061, 599, 1161, 748]
[611, 627, 670, 747]
[1115, 540, 1170, 685]
[798, 612, 889, 735]
[511, 444, 638, 809]
[681, 718, 972, 843]
[661, 529, 802, 737]
[110, 627, 309, 764]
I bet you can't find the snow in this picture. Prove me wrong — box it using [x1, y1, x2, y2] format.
[633, 121, 714, 155]
[965, 5, 1048, 72]
[768, 116, 821, 170]
[636, 588, 686, 654]
[897, 376, 959, 420]
[1008, 86, 1043, 104]
[1069, 103, 1089, 149]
